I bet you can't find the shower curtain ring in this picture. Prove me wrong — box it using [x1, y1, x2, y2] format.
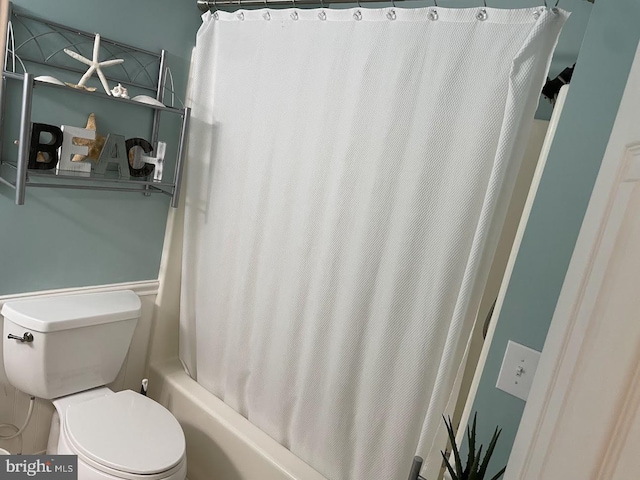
[483, 0, 487, 6]
[434, 0, 438, 6]
[555, 0, 560, 6]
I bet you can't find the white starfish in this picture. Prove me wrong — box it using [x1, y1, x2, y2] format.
[63, 34, 124, 95]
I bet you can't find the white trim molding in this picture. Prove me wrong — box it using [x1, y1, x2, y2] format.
[0, 280, 159, 305]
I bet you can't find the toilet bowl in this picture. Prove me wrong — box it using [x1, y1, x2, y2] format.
[50, 388, 186, 480]
[1, 290, 187, 480]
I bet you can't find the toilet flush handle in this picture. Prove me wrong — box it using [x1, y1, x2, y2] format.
[7, 332, 34, 343]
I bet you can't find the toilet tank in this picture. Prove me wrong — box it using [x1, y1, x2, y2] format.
[2, 290, 141, 400]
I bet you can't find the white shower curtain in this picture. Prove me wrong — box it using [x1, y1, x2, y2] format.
[181, 7, 566, 480]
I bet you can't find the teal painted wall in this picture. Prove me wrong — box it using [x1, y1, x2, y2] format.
[0, 0, 612, 471]
[0, 1, 591, 297]
[0, 0, 201, 295]
[468, 0, 640, 474]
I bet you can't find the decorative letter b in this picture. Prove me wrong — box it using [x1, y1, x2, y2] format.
[28, 123, 63, 170]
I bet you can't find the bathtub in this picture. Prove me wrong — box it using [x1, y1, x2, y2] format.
[148, 358, 328, 480]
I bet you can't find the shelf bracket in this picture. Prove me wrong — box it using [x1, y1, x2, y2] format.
[15, 72, 33, 205]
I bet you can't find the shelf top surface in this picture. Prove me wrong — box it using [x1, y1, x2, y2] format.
[3, 161, 175, 188]
[2, 71, 187, 115]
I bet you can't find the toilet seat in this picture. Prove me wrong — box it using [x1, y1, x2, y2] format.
[62, 390, 185, 478]
[63, 443, 186, 480]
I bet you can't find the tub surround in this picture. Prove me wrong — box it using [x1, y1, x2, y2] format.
[149, 359, 327, 480]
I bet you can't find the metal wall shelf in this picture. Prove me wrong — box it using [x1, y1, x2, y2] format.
[0, 4, 190, 208]
[0, 156, 178, 198]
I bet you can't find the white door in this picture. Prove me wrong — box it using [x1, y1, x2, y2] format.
[506, 42, 640, 479]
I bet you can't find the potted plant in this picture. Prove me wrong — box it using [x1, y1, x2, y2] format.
[441, 413, 506, 480]
[408, 413, 506, 480]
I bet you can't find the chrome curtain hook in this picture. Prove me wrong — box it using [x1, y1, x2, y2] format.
[483, 0, 487, 6]
[434, 0, 438, 6]
[555, 0, 560, 6]
[544, 0, 547, 7]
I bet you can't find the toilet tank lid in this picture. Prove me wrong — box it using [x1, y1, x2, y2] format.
[1, 290, 141, 332]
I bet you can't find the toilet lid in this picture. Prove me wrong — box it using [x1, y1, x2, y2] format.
[64, 390, 185, 475]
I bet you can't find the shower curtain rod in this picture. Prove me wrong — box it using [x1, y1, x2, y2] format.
[197, 0, 593, 11]
[197, 0, 395, 9]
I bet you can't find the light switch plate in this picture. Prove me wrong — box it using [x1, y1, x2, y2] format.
[496, 340, 541, 401]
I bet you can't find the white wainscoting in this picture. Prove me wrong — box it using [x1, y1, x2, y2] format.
[0, 280, 158, 454]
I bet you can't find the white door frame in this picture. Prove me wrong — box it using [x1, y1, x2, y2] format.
[506, 41, 640, 479]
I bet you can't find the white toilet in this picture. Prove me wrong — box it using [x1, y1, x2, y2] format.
[1, 290, 187, 480]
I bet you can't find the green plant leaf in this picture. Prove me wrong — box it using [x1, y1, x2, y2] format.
[439, 414, 505, 480]
[469, 444, 483, 480]
[443, 415, 464, 475]
[488, 466, 506, 480]
[477, 426, 502, 479]
[465, 412, 477, 476]
[441, 450, 459, 480]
